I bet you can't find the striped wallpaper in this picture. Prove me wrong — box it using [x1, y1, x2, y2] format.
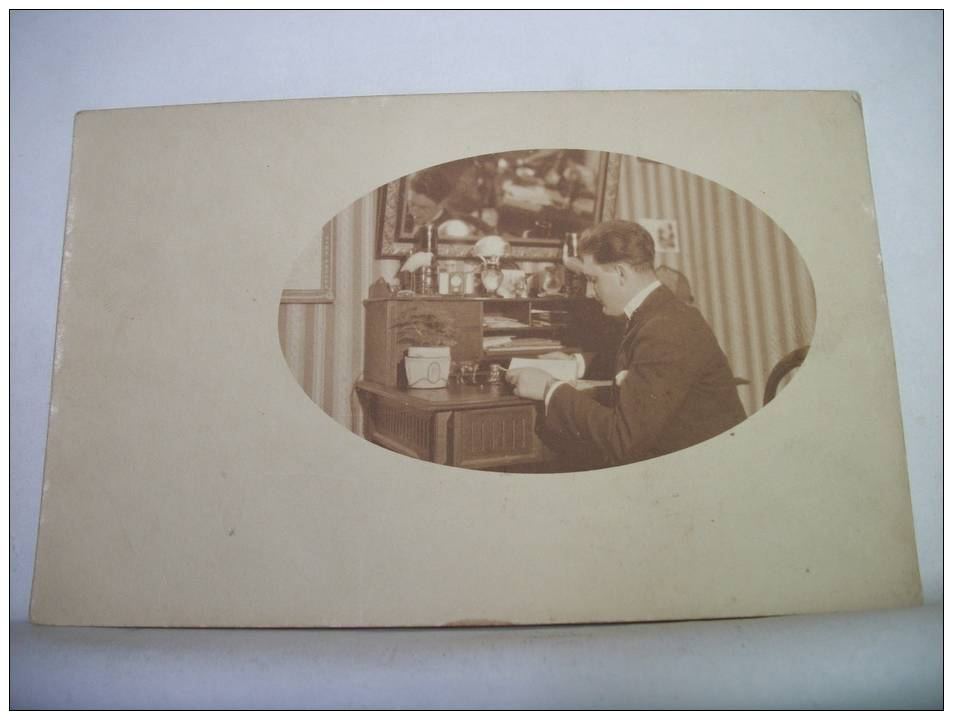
[278, 198, 381, 433]
[615, 157, 816, 414]
[278, 155, 816, 431]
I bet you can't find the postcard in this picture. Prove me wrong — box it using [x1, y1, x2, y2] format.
[30, 91, 921, 626]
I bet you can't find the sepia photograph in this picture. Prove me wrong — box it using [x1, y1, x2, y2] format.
[29, 89, 921, 632]
[12, 10, 938, 710]
[280, 150, 815, 473]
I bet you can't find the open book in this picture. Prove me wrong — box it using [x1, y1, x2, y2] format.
[508, 357, 613, 390]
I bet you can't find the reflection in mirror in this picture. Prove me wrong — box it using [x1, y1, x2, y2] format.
[377, 150, 621, 261]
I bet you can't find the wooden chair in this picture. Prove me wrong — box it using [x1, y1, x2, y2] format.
[656, 265, 694, 304]
[764, 346, 810, 405]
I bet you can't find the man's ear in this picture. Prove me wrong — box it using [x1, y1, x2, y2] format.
[615, 263, 628, 284]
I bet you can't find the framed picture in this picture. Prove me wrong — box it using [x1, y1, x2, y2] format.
[280, 220, 334, 303]
[638, 218, 679, 253]
[376, 149, 622, 261]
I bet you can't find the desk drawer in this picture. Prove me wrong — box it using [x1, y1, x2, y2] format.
[452, 405, 540, 469]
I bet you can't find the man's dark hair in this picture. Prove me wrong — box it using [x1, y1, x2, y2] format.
[579, 220, 656, 272]
[410, 169, 454, 205]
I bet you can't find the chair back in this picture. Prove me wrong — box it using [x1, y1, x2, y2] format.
[656, 265, 694, 304]
[764, 346, 810, 405]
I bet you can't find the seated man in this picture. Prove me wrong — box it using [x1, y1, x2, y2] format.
[506, 220, 747, 467]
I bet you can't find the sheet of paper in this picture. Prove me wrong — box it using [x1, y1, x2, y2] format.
[508, 357, 584, 381]
[573, 380, 614, 391]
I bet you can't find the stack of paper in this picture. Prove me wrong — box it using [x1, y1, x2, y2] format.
[485, 338, 562, 353]
[483, 315, 528, 329]
[483, 335, 513, 349]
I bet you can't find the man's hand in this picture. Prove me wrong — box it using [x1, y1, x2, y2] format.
[505, 368, 556, 401]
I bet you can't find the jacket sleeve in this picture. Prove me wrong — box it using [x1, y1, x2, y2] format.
[545, 316, 708, 463]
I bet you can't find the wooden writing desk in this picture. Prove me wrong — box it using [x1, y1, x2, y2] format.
[358, 295, 622, 472]
[356, 380, 554, 471]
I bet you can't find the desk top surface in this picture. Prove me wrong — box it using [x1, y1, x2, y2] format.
[363, 296, 587, 304]
[356, 380, 534, 411]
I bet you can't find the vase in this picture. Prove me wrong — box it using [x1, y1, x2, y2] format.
[404, 346, 452, 389]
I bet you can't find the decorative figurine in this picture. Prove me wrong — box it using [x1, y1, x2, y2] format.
[472, 234, 509, 296]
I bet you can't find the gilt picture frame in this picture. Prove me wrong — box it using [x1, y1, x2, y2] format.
[376, 150, 622, 261]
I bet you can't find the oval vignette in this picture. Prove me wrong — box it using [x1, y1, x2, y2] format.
[278, 149, 816, 474]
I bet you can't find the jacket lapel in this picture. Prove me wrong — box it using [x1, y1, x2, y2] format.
[615, 285, 676, 372]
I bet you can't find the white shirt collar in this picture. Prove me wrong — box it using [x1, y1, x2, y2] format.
[623, 280, 662, 320]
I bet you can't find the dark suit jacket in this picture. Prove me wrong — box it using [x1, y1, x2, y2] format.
[545, 285, 747, 466]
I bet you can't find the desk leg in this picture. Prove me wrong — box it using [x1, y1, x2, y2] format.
[357, 390, 373, 440]
[432, 411, 452, 465]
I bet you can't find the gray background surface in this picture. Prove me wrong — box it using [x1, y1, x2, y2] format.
[11, 10, 941, 708]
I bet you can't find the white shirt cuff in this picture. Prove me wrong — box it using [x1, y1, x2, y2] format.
[544, 381, 570, 413]
[572, 353, 586, 378]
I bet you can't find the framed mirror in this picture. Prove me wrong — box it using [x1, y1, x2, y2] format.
[376, 149, 622, 261]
